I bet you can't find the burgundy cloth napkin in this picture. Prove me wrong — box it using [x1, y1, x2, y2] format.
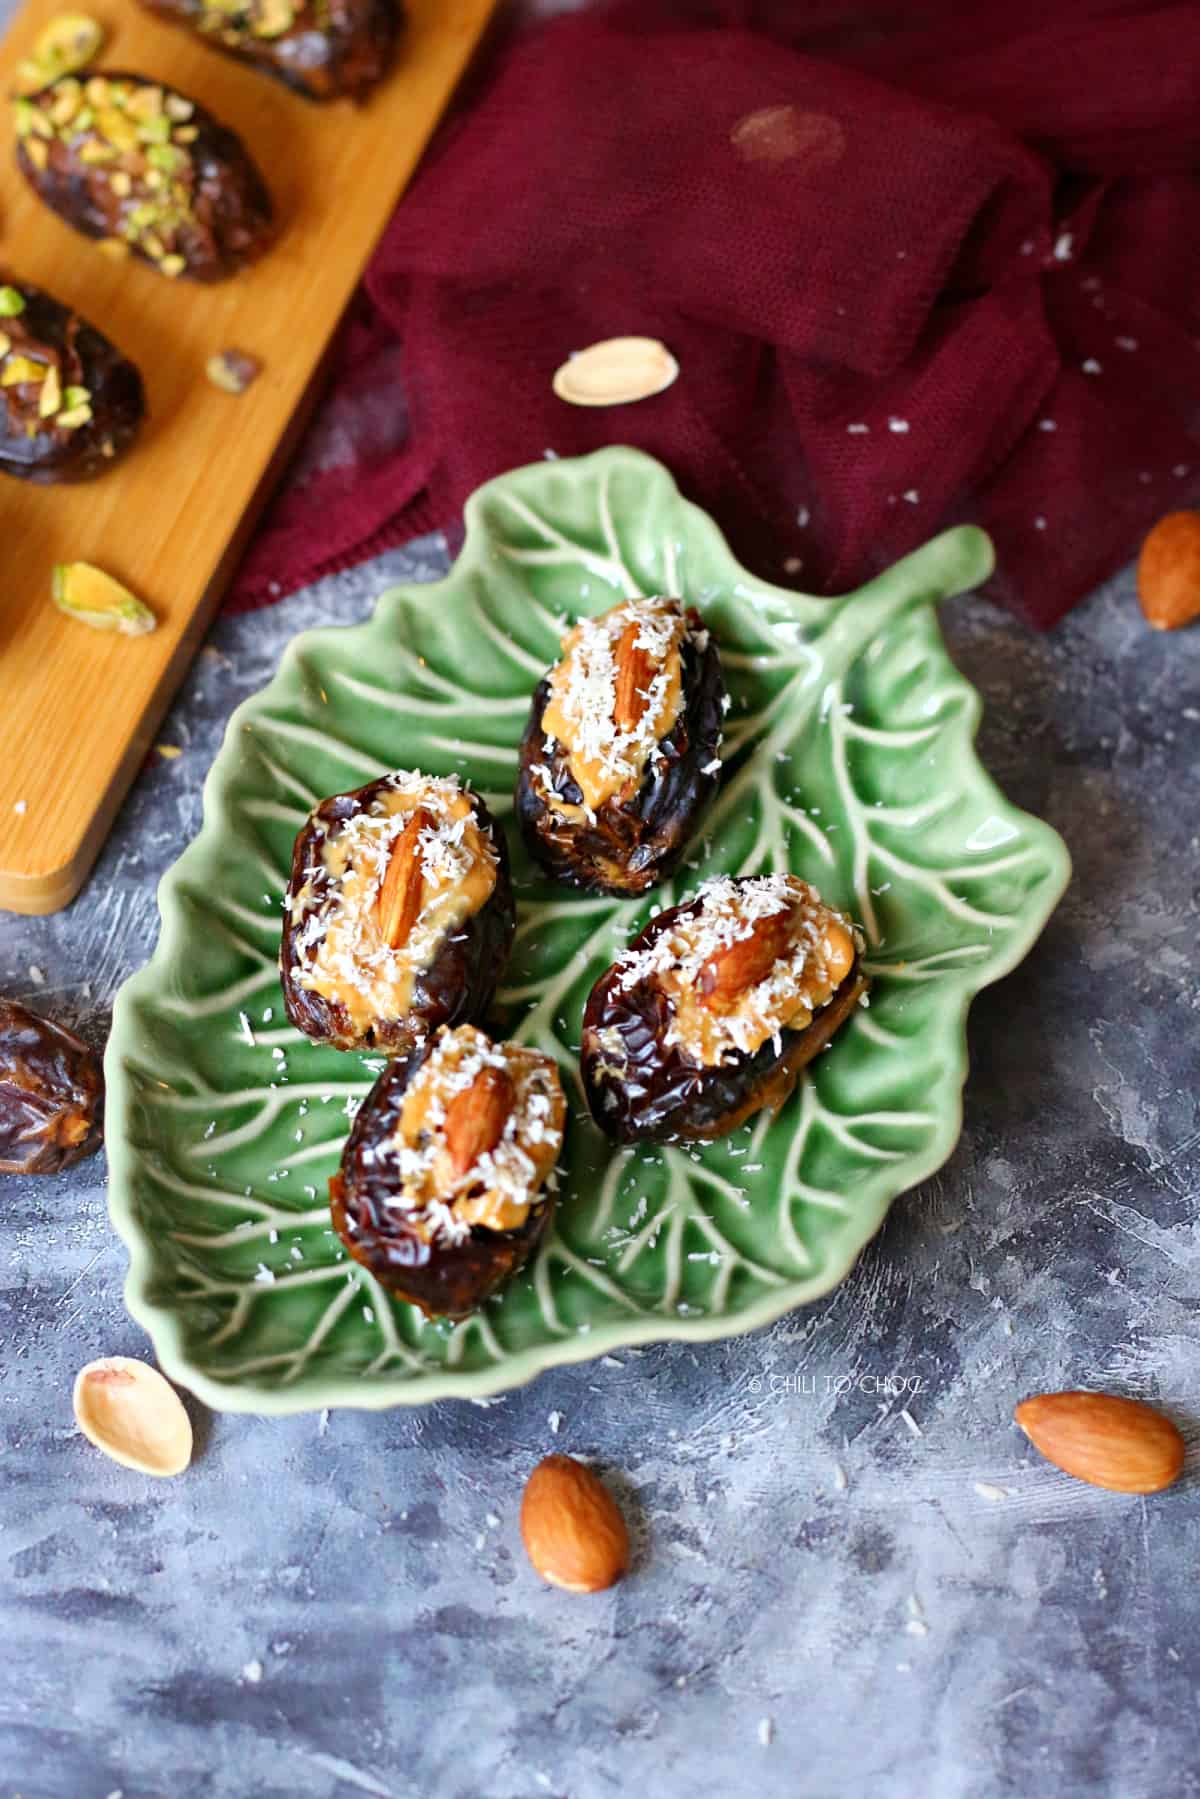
[231, 0, 1200, 627]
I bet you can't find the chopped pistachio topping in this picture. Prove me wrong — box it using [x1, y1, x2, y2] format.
[52, 563, 156, 636]
[38, 366, 61, 418]
[1, 355, 45, 386]
[124, 84, 163, 119]
[206, 348, 262, 394]
[253, 0, 295, 37]
[49, 80, 82, 126]
[17, 75, 212, 274]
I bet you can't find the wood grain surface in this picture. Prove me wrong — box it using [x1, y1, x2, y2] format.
[0, 0, 497, 914]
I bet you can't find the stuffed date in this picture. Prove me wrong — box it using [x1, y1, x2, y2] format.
[581, 873, 867, 1144]
[138, 0, 401, 102]
[15, 73, 273, 281]
[515, 596, 725, 896]
[330, 1024, 566, 1319]
[0, 277, 143, 482]
[0, 997, 103, 1173]
[281, 771, 515, 1055]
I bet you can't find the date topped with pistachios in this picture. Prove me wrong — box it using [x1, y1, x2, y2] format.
[0, 277, 143, 481]
[139, 0, 401, 102]
[15, 72, 273, 281]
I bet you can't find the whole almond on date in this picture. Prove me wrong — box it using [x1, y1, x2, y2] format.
[376, 808, 430, 949]
[612, 621, 656, 733]
[1137, 510, 1200, 630]
[443, 1065, 513, 1177]
[699, 908, 793, 1009]
[1015, 1391, 1185, 1494]
[520, 1453, 630, 1593]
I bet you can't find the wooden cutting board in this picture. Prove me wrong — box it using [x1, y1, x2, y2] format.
[0, 0, 497, 913]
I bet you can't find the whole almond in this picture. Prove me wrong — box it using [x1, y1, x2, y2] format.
[612, 620, 655, 733]
[521, 1454, 630, 1593]
[1137, 510, 1200, 630]
[377, 808, 430, 949]
[1015, 1391, 1185, 1494]
[699, 908, 793, 1009]
[443, 1064, 513, 1177]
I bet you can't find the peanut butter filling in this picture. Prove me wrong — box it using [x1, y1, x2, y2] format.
[616, 874, 858, 1067]
[392, 1026, 565, 1242]
[294, 776, 496, 1033]
[539, 597, 689, 814]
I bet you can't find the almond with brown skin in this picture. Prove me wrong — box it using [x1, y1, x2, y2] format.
[376, 808, 430, 949]
[1137, 510, 1200, 630]
[520, 1453, 630, 1593]
[698, 907, 794, 1010]
[443, 1064, 514, 1177]
[1015, 1391, 1186, 1494]
[612, 620, 657, 734]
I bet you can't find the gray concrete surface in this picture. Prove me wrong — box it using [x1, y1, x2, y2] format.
[1, 534, 1197, 1799]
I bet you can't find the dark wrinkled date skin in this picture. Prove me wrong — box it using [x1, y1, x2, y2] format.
[0, 998, 104, 1173]
[0, 280, 143, 482]
[330, 1049, 553, 1319]
[515, 611, 725, 896]
[280, 778, 516, 1054]
[140, 0, 401, 101]
[17, 74, 273, 281]
[581, 905, 868, 1145]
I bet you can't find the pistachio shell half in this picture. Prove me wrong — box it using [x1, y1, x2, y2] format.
[552, 337, 679, 408]
[73, 1356, 193, 1476]
[16, 13, 104, 93]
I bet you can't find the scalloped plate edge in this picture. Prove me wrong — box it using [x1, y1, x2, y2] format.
[104, 447, 1072, 1413]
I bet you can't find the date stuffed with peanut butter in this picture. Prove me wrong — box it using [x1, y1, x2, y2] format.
[331, 1024, 565, 1319]
[281, 771, 516, 1055]
[0, 277, 143, 482]
[139, 0, 401, 102]
[0, 997, 103, 1173]
[515, 596, 725, 897]
[15, 73, 273, 281]
[582, 874, 867, 1144]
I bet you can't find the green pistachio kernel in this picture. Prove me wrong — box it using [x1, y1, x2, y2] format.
[52, 562, 157, 635]
[2, 355, 47, 385]
[146, 142, 183, 172]
[38, 367, 62, 418]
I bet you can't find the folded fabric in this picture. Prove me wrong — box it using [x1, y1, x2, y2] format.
[232, 0, 1200, 627]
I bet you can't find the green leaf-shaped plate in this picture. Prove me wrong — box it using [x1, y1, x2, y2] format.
[106, 449, 1070, 1412]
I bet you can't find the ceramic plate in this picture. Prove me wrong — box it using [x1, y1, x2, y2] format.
[105, 448, 1070, 1412]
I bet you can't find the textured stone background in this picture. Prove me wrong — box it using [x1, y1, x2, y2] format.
[1, 531, 1197, 1799]
[3, 0, 1199, 1789]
